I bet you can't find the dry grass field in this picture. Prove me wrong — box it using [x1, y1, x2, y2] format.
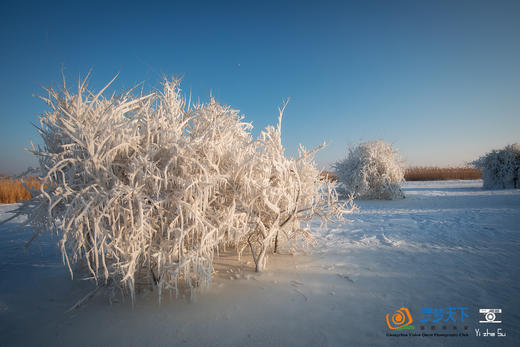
[0, 176, 41, 204]
[319, 167, 481, 184]
[319, 170, 338, 181]
[404, 167, 481, 181]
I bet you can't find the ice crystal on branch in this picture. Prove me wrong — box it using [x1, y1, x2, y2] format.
[12, 75, 353, 302]
[334, 140, 405, 200]
[472, 144, 520, 189]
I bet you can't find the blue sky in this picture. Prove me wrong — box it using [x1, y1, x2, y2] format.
[0, 0, 519, 174]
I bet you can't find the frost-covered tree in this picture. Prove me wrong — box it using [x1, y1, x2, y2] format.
[334, 140, 405, 200]
[9, 74, 353, 301]
[471, 144, 520, 189]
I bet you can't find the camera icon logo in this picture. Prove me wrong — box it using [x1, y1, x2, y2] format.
[479, 309, 502, 323]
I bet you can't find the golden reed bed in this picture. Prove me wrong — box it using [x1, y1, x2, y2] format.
[319, 167, 481, 184]
[0, 176, 41, 204]
[404, 167, 481, 181]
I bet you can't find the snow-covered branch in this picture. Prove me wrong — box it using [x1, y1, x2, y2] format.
[472, 144, 520, 189]
[334, 140, 405, 200]
[14, 75, 354, 302]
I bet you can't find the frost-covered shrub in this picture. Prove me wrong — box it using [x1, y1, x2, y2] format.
[334, 140, 405, 200]
[12, 75, 352, 301]
[471, 144, 520, 189]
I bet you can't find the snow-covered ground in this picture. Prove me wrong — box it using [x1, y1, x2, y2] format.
[0, 180, 518, 346]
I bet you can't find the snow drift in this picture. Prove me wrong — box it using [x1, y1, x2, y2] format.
[9, 75, 353, 302]
[334, 140, 405, 200]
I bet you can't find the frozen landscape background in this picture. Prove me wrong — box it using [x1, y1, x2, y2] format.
[1, 179, 518, 346]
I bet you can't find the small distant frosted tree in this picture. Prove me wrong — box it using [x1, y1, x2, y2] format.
[472, 144, 520, 189]
[334, 140, 405, 200]
[9, 74, 353, 302]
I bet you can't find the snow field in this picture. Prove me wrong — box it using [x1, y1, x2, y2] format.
[0, 180, 519, 346]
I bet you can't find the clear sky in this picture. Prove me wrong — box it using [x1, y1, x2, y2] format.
[0, 0, 519, 175]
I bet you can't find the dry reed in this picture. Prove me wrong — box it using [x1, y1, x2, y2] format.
[404, 167, 481, 181]
[0, 177, 41, 204]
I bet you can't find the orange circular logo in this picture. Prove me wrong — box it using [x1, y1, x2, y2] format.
[386, 307, 414, 330]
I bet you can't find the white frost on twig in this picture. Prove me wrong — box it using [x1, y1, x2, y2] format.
[334, 140, 405, 200]
[471, 144, 520, 189]
[14, 75, 354, 302]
